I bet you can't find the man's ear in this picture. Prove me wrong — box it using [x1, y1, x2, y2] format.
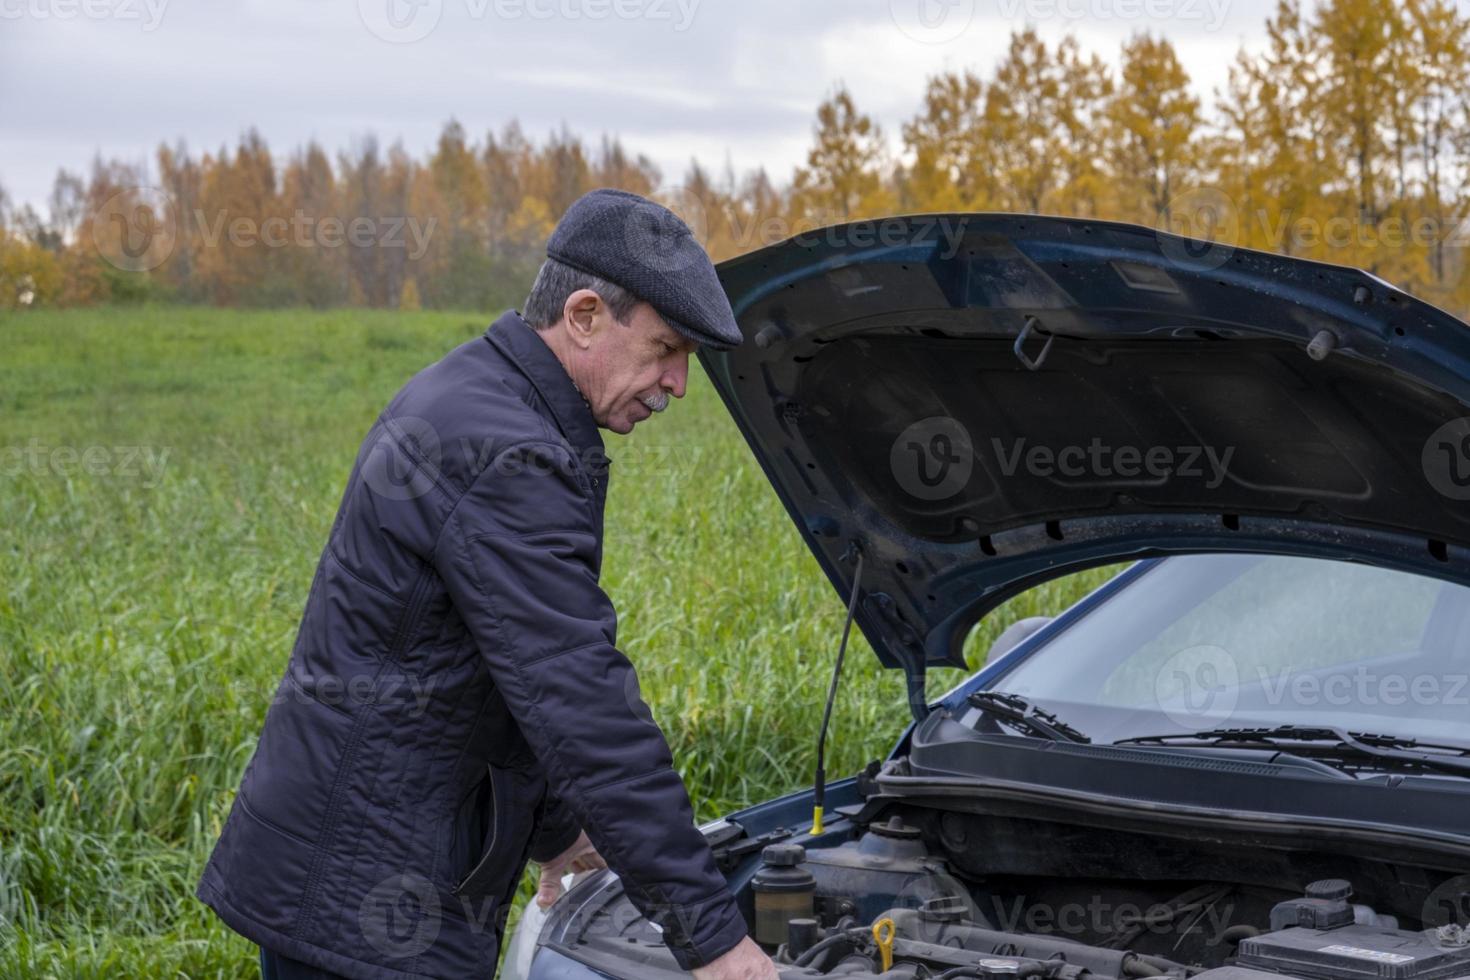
[562, 289, 604, 350]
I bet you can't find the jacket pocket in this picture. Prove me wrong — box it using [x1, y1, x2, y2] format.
[450, 764, 540, 904]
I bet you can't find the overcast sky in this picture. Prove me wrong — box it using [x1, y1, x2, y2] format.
[1, 0, 1284, 213]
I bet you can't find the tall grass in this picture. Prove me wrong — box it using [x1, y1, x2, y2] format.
[0, 308, 1110, 977]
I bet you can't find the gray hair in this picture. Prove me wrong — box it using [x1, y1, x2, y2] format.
[523, 258, 642, 330]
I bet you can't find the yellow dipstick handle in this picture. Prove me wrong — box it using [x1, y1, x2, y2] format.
[872, 917, 896, 972]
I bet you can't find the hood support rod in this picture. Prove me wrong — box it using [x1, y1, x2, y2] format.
[810, 545, 865, 836]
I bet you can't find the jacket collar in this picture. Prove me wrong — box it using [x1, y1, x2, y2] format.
[485, 311, 607, 467]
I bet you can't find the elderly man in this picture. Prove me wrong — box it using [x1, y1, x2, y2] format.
[197, 189, 777, 980]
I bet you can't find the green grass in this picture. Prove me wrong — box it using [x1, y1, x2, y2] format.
[0, 307, 1115, 978]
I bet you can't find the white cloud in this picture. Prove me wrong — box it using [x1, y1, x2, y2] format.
[0, 0, 1278, 212]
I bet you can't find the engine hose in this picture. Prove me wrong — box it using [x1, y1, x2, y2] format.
[793, 932, 859, 969]
[1123, 955, 1165, 977]
[1219, 925, 1261, 945]
[931, 964, 1049, 980]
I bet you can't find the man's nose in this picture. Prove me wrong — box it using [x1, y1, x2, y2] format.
[663, 354, 689, 399]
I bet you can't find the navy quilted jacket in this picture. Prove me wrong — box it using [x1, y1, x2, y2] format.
[197, 311, 749, 978]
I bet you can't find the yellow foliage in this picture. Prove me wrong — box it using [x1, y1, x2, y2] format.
[0, 238, 63, 309]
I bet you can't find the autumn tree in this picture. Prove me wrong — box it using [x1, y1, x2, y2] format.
[1213, 0, 1333, 255]
[1404, 0, 1470, 297]
[791, 85, 895, 224]
[14, 1, 1470, 321]
[901, 71, 987, 212]
[1105, 33, 1204, 225]
[278, 141, 346, 307]
[977, 31, 1113, 215]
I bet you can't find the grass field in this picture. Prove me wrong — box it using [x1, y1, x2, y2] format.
[0, 307, 1115, 978]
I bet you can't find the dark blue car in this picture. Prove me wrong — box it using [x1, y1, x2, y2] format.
[509, 213, 1470, 980]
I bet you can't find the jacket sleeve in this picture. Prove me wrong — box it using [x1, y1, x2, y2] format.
[528, 786, 580, 864]
[433, 441, 750, 971]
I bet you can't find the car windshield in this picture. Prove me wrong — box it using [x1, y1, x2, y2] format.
[990, 554, 1470, 747]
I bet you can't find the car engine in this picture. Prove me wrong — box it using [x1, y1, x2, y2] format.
[746, 817, 1470, 980]
[533, 804, 1470, 980]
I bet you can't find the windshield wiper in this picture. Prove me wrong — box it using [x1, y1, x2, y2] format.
[966, 691, 1092, 744]
[1115, 725, 1470, 778]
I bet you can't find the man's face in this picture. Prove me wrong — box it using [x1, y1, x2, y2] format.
[558, 290, 696, 435]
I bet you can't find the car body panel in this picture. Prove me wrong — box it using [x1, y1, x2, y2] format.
[698, 214, 1470, 691]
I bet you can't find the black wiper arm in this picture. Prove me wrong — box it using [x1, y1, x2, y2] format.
[967, 691, 1091, 744]
[1116, 725, 1470, 778]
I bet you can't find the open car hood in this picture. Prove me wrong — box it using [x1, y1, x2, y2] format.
[698, 213, 1470, 698]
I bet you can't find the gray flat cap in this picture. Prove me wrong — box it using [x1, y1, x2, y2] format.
[546, 188, 743, 350]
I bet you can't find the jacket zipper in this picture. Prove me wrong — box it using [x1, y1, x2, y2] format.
[389, 570, 434, 664]
[451, 765, 499, 895]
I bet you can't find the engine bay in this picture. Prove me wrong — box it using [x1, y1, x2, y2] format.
[536, 801, 1470, 980]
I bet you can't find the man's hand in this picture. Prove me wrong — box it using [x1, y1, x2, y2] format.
[691, 937, 779, 980]
[533, 831, 606, 908]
